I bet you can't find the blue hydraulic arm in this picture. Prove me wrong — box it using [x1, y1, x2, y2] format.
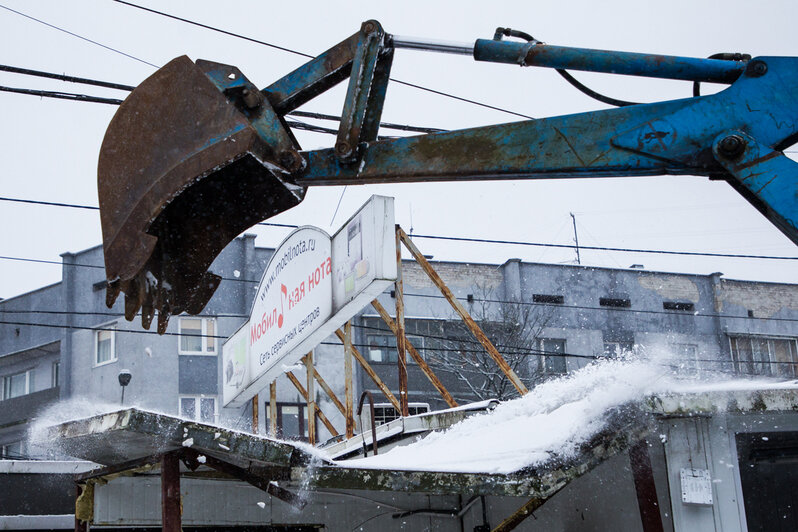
[97, 20, 798, 329]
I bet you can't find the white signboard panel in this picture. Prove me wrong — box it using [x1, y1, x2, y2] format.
[224, 196, 396, 407]
[680, 468, 713, 506]
[331, 196, 396, 313]
[222, 322, 250, 407]
[248, 227, 332, 389]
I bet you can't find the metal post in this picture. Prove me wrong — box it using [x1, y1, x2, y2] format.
[269, 382, 277, 438]
[395, 225, 409, 417]
[344, 321, 355, 438]
[252, 394, 259, 435]
[304, 352, 316, 445]
[161, 452, 181, 532]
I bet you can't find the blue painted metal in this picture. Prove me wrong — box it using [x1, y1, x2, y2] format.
[473, 40, 745, 83]
[335, 20, 393, 161]
[296, 56, 798, 245]
[98, 20, 798, 330]
[712, 131, 798, 246]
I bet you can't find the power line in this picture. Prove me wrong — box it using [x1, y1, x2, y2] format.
[111, 0, 535, 120]
[0, 85, 124, 105]
[1, 195, 795, 262]
[409, 233, 798, 261]
[0, 3, 158, 68]
[0, 64, 136, 91]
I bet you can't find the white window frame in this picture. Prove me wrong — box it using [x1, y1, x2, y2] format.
[94, 323, 117, 367]
[671, 343, 700, 376]
[2, 368, 35, 400]
[729, 335, 798, 378]
[178, 317, 217, 355]
[366, 334, 424, 363]
[178, 394, 218, 423]
[539, 338, 567, 374]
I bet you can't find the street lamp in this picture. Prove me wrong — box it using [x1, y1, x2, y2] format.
[118, 369, 132, 405]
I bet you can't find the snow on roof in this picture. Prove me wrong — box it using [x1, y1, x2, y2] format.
[336, 359, 798, 475]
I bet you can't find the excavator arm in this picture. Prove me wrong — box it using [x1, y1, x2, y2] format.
[98, 20, 798, 332]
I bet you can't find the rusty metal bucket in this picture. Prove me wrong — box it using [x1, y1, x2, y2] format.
[98, 56, 305, 333]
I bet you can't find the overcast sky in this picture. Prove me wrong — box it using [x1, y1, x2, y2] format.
[0, 0, 796, 302]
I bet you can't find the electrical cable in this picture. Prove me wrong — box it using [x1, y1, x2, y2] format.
[0, 3, 158, 68]
[0, 64, 136, 91]
[111, 0, 535, 120]
[2, 250, 797, 324]
[3, 318, 795, 375]
[0, 71, 444, 134]
[1, 195, 795, 262]
[0, 85, 124, 105]
[408, 233, 798, 261]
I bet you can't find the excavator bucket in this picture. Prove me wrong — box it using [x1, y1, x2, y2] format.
[98, 56, 305, 333]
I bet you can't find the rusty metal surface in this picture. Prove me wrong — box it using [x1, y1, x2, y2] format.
[98, 56, 304, 332]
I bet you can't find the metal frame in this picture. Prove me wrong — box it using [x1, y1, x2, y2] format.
[99, 20, 798, 331]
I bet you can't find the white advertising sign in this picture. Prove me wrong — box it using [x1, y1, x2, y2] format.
[224, 196, 396, 407]
[222, 321, 250, 407]
[331, 195, 397, 313]
[248, 227, 332, 388]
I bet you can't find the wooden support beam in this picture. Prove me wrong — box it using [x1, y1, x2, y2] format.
[335, 328, 402, 412]
[344, 321, 355, 438]
[161, 452, 181, 532]
[252, 393, 259, 435]
[397, 227, 528, 395]
[75, 454, 161, 482]
[491, 496, 546, 532]
[285, 371, 340, 437]
[311, 365, 347, 416]
[269, 382, 277, 437]
[304, 352, 316, 445]
[371, 299, 458, 408]
[395, 225, 409, 417]
[629, 439, 664, 532]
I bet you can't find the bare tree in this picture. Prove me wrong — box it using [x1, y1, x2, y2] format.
[426, 283, 552, 402]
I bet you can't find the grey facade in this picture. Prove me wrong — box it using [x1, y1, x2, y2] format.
[1, 236, 797, 455]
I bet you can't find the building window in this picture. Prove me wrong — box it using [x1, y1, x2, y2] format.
[730, 336, 798, 378]
[603, 341, 634, 358]
[372, 403, 430, 426]
[672, 343, 700, 376]
[539, 339, 567, 374]
[95, 328, 116, 366]
[533, 294, 564, 305]
[52, 361, 60, 388]
[0, 441, 25, 460]
[599, 297, 631, 308]
[179, 395, 217, 424]
[179, 318, 216, 355]
[265, 403, 315, 441]
[663, 301, 695, 312]
[2, 369, 35, 400]
[366, 334, 423, 363]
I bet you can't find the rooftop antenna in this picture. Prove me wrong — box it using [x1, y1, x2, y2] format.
[570, 213, 581, 265]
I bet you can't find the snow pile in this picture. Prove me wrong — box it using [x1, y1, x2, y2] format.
[339, 358, 672, 474]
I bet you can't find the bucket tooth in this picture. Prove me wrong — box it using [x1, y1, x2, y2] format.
[98, 55, 305, 332]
